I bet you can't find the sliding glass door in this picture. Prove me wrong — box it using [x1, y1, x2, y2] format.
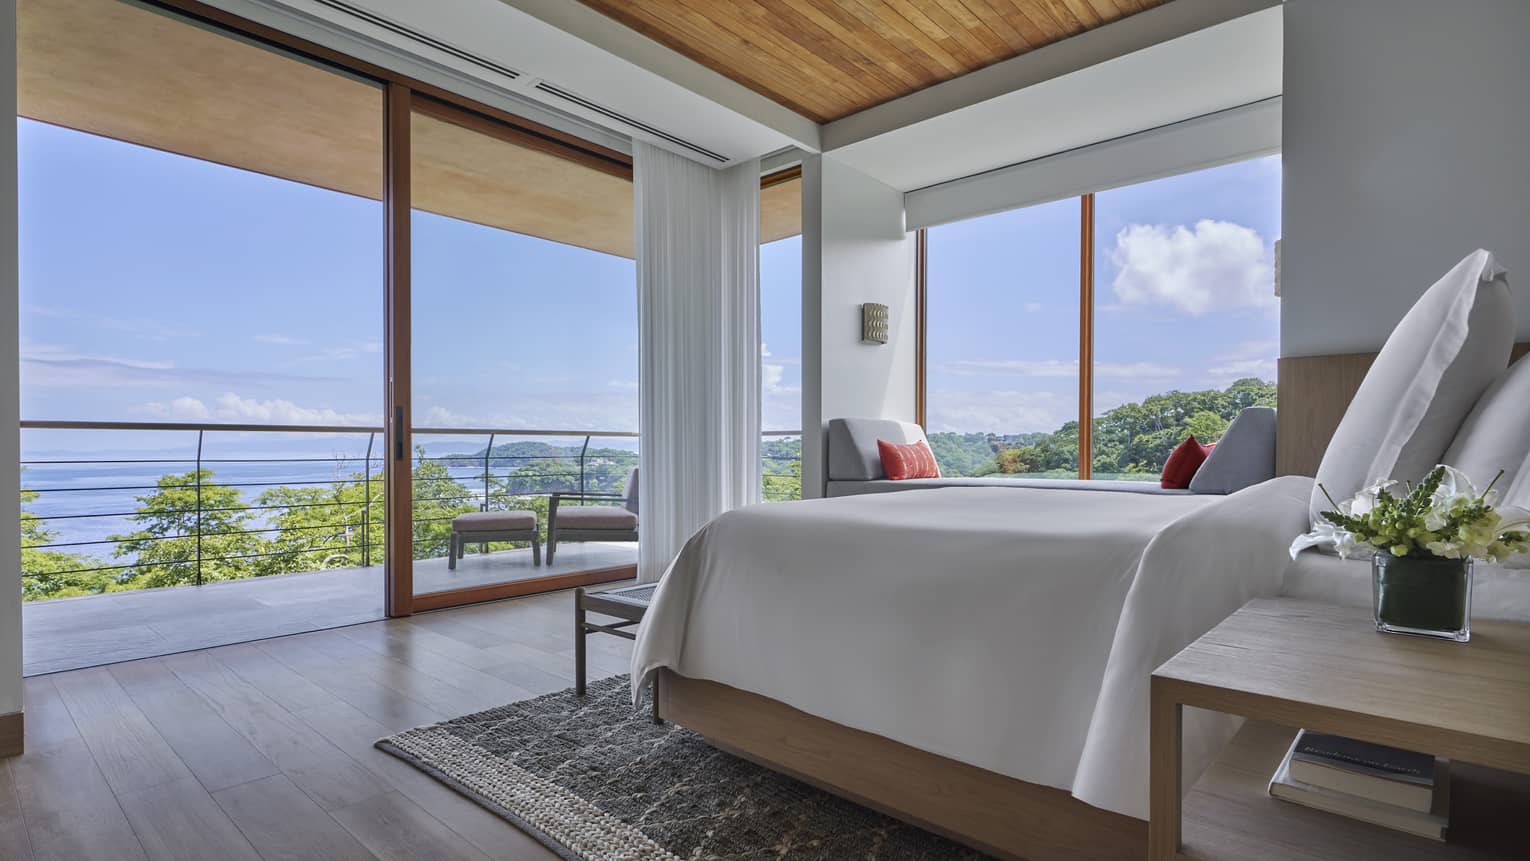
[18, 0, 642, 651]
[403, 98, 638, 610]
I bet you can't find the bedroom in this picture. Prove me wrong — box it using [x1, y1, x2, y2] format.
[3, 1, 1530, 860]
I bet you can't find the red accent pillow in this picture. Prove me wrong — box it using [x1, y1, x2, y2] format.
[1160, 436, 1211, 489]
[878, 439, 942, 480]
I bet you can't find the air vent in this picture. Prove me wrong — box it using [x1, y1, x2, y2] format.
[534, 82, 729, 163]
[308, 0, 521, 83]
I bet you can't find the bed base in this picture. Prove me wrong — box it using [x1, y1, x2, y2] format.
[656, 669, 1145, 861]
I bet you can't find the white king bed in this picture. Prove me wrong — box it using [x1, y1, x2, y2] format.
[632, 250, 1529, 860]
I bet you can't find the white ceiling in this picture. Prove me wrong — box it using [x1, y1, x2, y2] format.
[826, 5, 1283, 192]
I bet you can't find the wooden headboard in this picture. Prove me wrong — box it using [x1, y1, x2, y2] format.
[1276, 343, 1530, 477]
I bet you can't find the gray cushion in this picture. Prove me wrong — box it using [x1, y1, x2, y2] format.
[1189, 407, 1277, 495]
[1443, 355, 1530, 497]
[622, 468, 639, 514]
[556, 506, 639, 530]
[453, 510, 536, 532]
[826, 477, 1191, 497]
[828, 417, 927, 481]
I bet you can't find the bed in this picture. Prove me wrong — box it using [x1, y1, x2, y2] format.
[629, 253, 1526, 860]
[632, 477, 1315, 860]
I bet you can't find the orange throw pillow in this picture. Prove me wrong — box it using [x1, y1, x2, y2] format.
[878, 439, 942, 480]
[1160, 436, 1211, 489]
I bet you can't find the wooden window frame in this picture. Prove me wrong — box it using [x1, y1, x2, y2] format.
[915, 196, 1098, 479]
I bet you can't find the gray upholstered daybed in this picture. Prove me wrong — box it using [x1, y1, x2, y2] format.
[824, 410, 1276, 498]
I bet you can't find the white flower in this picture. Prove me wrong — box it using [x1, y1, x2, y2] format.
[1289, 521, 1374, 560]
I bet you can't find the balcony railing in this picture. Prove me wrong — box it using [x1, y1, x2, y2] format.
[19, 420, 802, 600]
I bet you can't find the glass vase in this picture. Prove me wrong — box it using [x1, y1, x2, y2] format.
[1371, 552, 1473, 642]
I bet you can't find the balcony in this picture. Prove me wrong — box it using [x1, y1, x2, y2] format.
[20, 420, 802, 674]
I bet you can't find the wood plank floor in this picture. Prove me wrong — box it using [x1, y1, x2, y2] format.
[4, 586, 637, 860]
[22, 542, 637, 675]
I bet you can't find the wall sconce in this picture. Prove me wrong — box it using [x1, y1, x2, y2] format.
[861, 303, 889, 344]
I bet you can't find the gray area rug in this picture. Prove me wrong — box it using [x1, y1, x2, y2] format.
[377, 674, 990, 860]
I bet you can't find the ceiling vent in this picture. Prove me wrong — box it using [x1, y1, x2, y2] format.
[306, 0, 521, 84]
[533, 81, 729, 163]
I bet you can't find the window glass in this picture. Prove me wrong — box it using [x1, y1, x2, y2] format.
[925, 198, 1082, 478]
[1091, 156, 1282, 479]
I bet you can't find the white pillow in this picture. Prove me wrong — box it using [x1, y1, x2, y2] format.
[1310, 249, 1513, 526]
[1442, 354, 1530, 495]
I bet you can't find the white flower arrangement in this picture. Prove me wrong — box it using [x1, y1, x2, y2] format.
[1290, 465, 1530, 562]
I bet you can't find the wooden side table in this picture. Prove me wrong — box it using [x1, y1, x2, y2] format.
[1151, 598, 1530, 860]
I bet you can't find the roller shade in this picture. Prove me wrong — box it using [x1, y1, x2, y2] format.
[905, 96, 1281, 230]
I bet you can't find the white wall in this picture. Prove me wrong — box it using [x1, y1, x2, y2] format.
[800, 155, 916, 497]
[1, 0, 21, 724]
[1281, 0, 1530, 357]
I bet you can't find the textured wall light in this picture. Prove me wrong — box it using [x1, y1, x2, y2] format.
[861, 303, 889, 344]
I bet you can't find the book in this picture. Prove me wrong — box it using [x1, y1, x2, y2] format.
[1269, 737, 1451, 841]
[1289, 730, 1438, 812]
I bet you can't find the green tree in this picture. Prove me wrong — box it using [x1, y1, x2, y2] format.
[410, 449, 478, 560]
[256, 465, 381, 576]
[1184, 410, 1230, 444]
[20, 486, 111, 600]
[109, 469, 264, 588]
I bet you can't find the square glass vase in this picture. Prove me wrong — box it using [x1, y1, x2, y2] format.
[1371, 552, 1473, 642]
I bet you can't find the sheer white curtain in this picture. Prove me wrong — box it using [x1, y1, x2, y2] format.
[635, 142, 761, 583]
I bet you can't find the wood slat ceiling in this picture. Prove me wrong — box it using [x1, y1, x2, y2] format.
[577, 0, 1174, 123]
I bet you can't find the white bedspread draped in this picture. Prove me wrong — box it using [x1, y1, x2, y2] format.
[631, 476, 1314, 820]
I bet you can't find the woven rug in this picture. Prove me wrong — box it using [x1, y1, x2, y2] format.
[376, 675, 989, 860]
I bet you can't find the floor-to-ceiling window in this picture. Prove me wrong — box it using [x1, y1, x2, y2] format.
[760, 168, 803, 501]
[920, 155, 1281, 480]
[408, 101, 637, 602]
[17, 0, 388, 673]
[15, 0, 639, 670]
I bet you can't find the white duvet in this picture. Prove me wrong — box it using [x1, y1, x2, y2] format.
[632, 475, 1315, 820]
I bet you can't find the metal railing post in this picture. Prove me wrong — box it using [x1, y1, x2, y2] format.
[194, 429, 204, 586]
[578, 435, 591, 498]
[363, 432, 374, 568]
[483, 433, 495, 511]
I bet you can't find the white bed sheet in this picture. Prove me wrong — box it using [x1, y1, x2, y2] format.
[632, 476, 1316, 820]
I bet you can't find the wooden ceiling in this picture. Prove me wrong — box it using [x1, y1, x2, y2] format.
[578, 0, 1173, 123]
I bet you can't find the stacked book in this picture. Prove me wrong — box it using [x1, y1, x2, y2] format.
[1268, 729, 1450, 840]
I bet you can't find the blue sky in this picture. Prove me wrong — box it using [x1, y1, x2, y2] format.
[18, 118, 802, 460]
[925, 155, 1281, 434]
[20, 117, 1275, 458]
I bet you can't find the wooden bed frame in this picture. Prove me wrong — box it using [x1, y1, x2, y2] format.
[656, 669, 1146, 861]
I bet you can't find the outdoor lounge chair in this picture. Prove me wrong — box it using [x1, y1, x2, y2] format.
[547, 468, 638, 564]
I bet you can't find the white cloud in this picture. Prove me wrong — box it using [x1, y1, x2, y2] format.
[254, 334, 306, 345]
[143, 392, 375, 426]
[1110, 220, 1275, 314]
[1023, 302, 1043, 313]
[944, 358, 1182, 381]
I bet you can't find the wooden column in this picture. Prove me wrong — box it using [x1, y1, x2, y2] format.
[384, 81, 413, 617]
[1078, 193, 1095, 480]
